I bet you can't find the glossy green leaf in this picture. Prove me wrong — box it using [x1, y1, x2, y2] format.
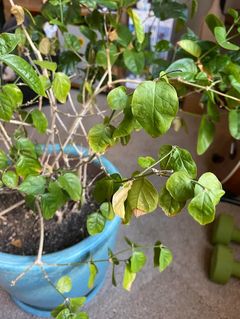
[52, 72, 71, 103]
[155, 39, 172, 52]
[2, 171, 18, 188]
[130, 251, 147, 273]
[159, 145, 197, 178]
[159, 246, 173, 272]
[0, 150, 8, 169]
[152, 0, 188, 22]
[74, 313, 89, 319]
[127, 178, 158, 216]
[31, 109, 48, 134]
[214, 26, 239, 51]
[191, 0, 198, 18]
[87, 212, 106, 235]
[79, 25, 97, 42]
[123, 49, 144, 75]
[51, 297, 86, 318]
[197, 115, 215, 155]
[100, 202, 115, 220]
[229, 108, 240, 139]
[123, 262, 136, 291]
[88, 262, 98, 289]
[0, 33, 20, 55]
[159, 186, 185, 217]
[58, 173, 82, 201]
[16, 155, 41, 178]
[88, 124, 113, 153]
[2, 84, 23, 107]
[137, 156, 155, 169]
[116, 25, 132, 47]
[166, 58, 198, 81]
[56, 276, 72, 294]
[0, 54, 45, 96]
[132, 81, 178, 137]
[94, 174, 121, 203]
[107, 86, 128, 110]
[178, 39, 201, 58]
[0, 91, 15, 121]
[18, 175, 46, 195]
[207, 100, 220, 123]
[228, 8, 239, 21]
[127, 8, 144, 44]
[33, 60, 57, 72]
[166, 171, 194, 202]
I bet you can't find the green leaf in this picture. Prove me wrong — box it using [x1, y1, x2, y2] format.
[88, 262, 98, 289]
[123, 262, 136, 291]
[178, 40, 201, 58]
[74, 313, 89, 319]
[113, 106, 135, 139]
[159, 246, 173, 272]
[18, 175, 46, 195]
[52, 72, 71, 103]
[79, 25, 97, 42]
[127, 178, 158, 217]
[88, 124, 113, 153]
[159, 145, 197, 178]
[0, 54, 45, 96]
[0, 33, 20, 55]
[2, 171, 18, 188]
[127, 8, 144, 44]
[229, 108, 240, 139]
[112, 181, 133, 219]
[31, 109, 48, 134]
[56, 276, 72, 294]
[100, 202, 115, 220]
[228, 8, 239, 22]
[191, 0, 198, 18]
[96, 43, 118, 68]
[195, 172, 225, 206]
[152, 0, 188, 23]
[107, 86, 128, 110]
[33, 60, 57, 72]
[153, 241, 161, 268]
[159, 186, 185, 217]
[58, 173, 82, 201]
[41, 186, 67, 220]
[123, 49, 144, 75]
[166, 171, 194, 202]
[214, 26, 239, 51]
[51, 297, 86, 318]
[0, 149, 8, 169]
[55, 309, 71, 319]
[137, 156, 155, 169]
[16, 156, 41, 178]
[64, 33, 82, 51]
[2, 84, 23, 107]
[0, 91, 15, 121]
[207, 99, 220, 123]
[197, 115, 215, 155]
[130, 251, 147, 273]
[188, 191, 215, 225]
[94, 174, 121, 203]
[132, 81, 178, 137]
[155, 39, 172, 52]
[87, 212, 106, 235]
[116, 25, 132, 47]
[15, 137, 37, 158]
[205, 13, 224, 34]
[166, 58, 198, 81]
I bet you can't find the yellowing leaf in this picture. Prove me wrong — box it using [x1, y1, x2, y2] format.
[112, 181, 132, 218]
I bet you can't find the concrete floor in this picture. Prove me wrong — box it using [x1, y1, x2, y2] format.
[1, 93, 240, 319]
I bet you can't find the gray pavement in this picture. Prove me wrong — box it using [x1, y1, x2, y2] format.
[1, 93, 240, 319]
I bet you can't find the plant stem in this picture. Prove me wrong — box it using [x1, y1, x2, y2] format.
[0, 199, 25, 218]
[35, 200, 44, 265]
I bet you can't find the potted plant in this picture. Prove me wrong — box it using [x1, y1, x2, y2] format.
[0, 0, 226, 318]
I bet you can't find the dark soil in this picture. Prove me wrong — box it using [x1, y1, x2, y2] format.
[0, 164, 102, 256]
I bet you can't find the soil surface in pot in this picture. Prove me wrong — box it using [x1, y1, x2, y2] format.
[0, 164, 102, 256]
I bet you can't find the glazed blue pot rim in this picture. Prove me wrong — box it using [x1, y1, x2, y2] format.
[0, 144, 121, 267]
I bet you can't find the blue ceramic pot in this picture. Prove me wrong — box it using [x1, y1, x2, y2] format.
[0, 145, 121, 318]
